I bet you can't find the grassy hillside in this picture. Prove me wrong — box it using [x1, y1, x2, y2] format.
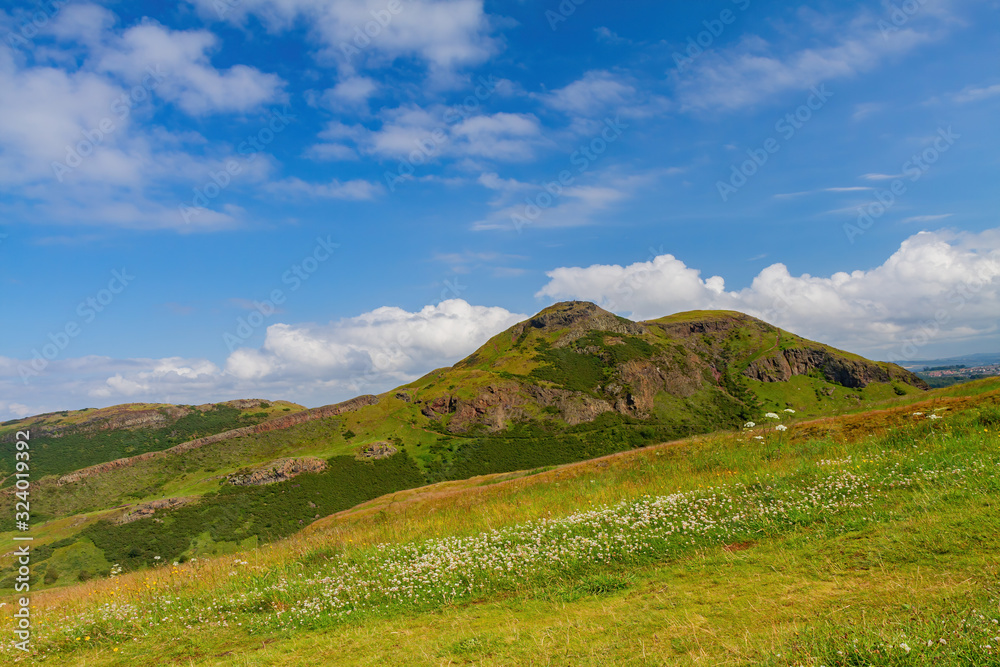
[2, 378, 998, 665]
[0, 400, 305, 486]
[0, 305, 936, 592]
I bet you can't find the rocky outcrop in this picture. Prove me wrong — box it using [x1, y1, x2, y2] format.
[356, 442, 398, 460]
[650, 313, 761, 339]
[115, 497, 192, 524]
[744, 347, 928, 389]
[227, 457, 327, 486]
[56, 395, 379, 485]
[515, 301, 648, 348]
[89, 408, 176, 431]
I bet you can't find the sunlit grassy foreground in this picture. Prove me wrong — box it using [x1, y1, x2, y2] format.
[3, 384, 1000, 665]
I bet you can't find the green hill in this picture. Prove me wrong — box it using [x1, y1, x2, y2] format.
[0, 303, 930, 588]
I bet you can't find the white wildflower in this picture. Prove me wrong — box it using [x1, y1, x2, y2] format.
[744, 421, 756, 428]
[775, 424, 788, 432]
[765, 412, 780, 419]
[784, 408, 795, 413]
[928, 414, 942, 420]
[900, 642, 910, 653]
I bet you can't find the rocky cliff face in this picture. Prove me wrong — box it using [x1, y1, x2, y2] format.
[417, 382, 617, 433]
[743, 347, 928, 389]
[415, 351, 710, 434]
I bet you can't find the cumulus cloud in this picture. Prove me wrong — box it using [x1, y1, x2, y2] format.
[0, 4, 286, 229]
[542, 70, 638, 115]
[225, 299, 524, 383]
[0, 300, 525, 421]
[308, 105, 545, 165]
[537, 229, 1000, 361]
[319, 75, 379, 111]
[96, 22, 285, 115]
[190, 0, 498, 79]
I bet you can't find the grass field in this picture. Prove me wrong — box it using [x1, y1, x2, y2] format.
[3, 380, 999, 665]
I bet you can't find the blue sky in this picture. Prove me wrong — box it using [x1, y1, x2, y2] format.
[1, 0, 999, 419]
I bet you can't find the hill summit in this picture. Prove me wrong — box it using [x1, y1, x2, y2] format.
[395, 301, 926, 439]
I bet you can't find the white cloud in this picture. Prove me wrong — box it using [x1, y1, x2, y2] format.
[950, 82, 1000, 104]
[775, 186, 873, 198]
[674, 10, 944, 111]
[594, 27, 628, 45]
[862, 172, 903, 181]
[190, 0, 498, 79]
[450, 112, 543, 160]
[536, 229, 1000, 361]
[226, 299, 524, 382]
[321, 75, 378, 110]
[902, 214, 953, 224]
[851, 101, 885, 120]
[0, 6, 287, 230]
[542, 70, 637, 115]
[48, 3, 116, 46]
[266, 177, 383, 200]
[319, 106, 545, 164]
[97, 22, 285, 115]
[472, 169, 670, 231]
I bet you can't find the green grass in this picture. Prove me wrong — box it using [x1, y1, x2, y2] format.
[4, 385, 1000, 665]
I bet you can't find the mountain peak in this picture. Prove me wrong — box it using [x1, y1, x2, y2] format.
[519, 301, 647, 346]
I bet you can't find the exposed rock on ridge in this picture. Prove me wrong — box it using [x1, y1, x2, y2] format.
[227, 457, 327, 486]
[514, 301, 648, 348]
[743, 347, 929, 389]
